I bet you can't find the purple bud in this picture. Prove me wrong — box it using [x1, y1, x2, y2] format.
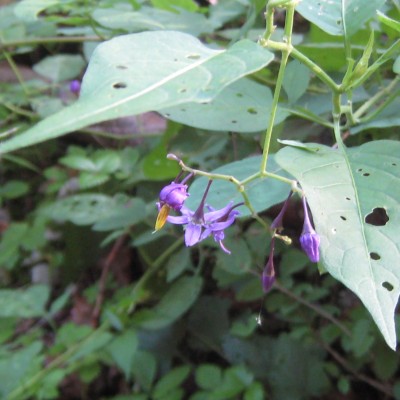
[300, 197, 320, 263]
[300, 232, 320, 262]
[262, 238, 275, 293]
[262, 258, 275, 292]
[159, 182, 189, 211]
[270, 191, 292, 231]
[69, 80, 81, 94]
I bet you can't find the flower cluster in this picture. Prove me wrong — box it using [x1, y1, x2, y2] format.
[261, 192, 320, 293]
[155, 175, 243, 254]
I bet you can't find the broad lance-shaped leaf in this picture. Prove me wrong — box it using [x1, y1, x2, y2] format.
[296, 0, 385, 36]
[276, 140, 400, 349]
[0, 31, 274, 154]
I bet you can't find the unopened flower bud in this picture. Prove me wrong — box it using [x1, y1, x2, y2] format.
[159, 182, 189, 211]
[262, 238, 275, 293]
[300, 196, 320, 263]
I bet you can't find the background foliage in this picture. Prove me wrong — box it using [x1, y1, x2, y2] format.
[0, 0, 399, 399]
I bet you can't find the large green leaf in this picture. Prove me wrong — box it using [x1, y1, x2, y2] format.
[0, 31, 273, 154]
[276, 140, 400, 349]
[296, 0, 386, 36]
[186, 155, 290, 217]
[161, 78, 288, 132]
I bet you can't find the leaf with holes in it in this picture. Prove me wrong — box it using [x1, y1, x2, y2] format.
[296, 0, 386, 36]
[276, 140, 400, 350]
[160, 78, 288, 132]
[0, 31, 273, 154]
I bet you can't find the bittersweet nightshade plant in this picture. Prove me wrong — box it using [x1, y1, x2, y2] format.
[300, 196, 320, 263]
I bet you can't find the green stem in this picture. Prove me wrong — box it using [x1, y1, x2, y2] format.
[2, 50, 30, 96]
[259, 2, 296, 174]
[353, 75, 400, 121]
[0, 99, 37, 119]
[332, 92, 344, 148]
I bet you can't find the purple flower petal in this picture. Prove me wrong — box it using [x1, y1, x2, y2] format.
[185, 223, 203, 246]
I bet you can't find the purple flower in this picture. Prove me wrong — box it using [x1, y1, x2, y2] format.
[262, 238, 276, 293]
[155, 172, 192, 231]
[165, 180, 242, 253]
[300, 196, 320, 262]
[69, 80, 81, 94]
[159, 182, 189, 211]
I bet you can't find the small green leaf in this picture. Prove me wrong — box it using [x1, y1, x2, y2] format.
[166, 247, 192, 282]
[132, 351, 157, 391]
[282, 60, 311, 104]
[348, 31, 375, 86]
[107, 329, 138, 379]
[0, 180, 29, 199]
[0, 285, 50, 318]
[195, 364, 222, 390]
[244, 382, 265, 400]
[132, 276, 203, 329]
[153, 366, 191, 399]
[14, 0, 60, 22]
[33, 54, 85, 83]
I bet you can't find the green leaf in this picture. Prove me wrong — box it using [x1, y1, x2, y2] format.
[0, 31, 273, 153]
[70, 331, 113, 362]
[142, 144, 181, 180]
[186, 155, 290, 217]
[296, 0, 386, 36]
[14, 0, 60, 22]
[282, 60, 311, 104]
[276, 140, 400, 349]
[0, 341, 43, 398]
[166, 247, 192, 282]
[210, 365, 253, 399]
[161, 78, 287, 132]
[244, 382, 265, 400]
[150, 0, 199, 12]
[132, 350, 157, 391]
[33, 54, 85, 83]
[107, 329, 138, 379]
[0, 180, 29, 199]
[195, 364, 222, 390]
[92, 197, 147, 231]
[40, 194, 146, 229]
[153, 365, 191, 399]
[0, 285, 50, 318]
[132, 276, 203, 329]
